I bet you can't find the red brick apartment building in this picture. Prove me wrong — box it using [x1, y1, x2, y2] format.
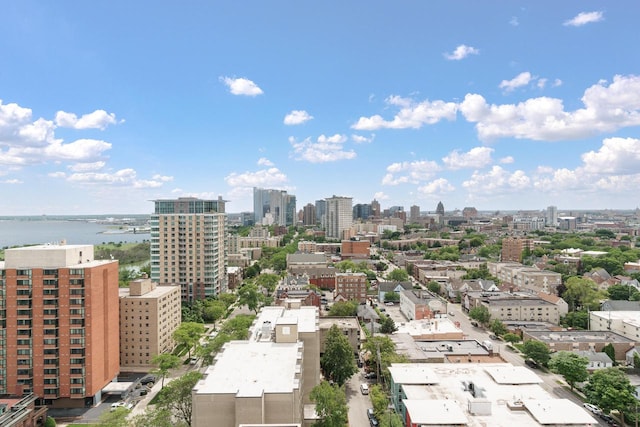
[0, 244, 119, 408]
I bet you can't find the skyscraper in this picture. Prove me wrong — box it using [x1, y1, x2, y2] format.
[315, 199, 327, 224]
[546, 206, 558, 227]
[371, 199, 381, 218]
[253, 188, 296, 226]
[150, 197, 227, 302]
[324, 196, 353, 239]
[436, 201, 445, 216]
[0, 244, 119, 407]
[302, 203, 316, 226]
[410, 205, 420, 223]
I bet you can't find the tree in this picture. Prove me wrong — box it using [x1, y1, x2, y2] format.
[469, 306, 491, 326]
[256, 273, 280, 296]
[386, 269, 409, 282]
[320, 325, 357, 386]
[563, 277, 600, 311]
[560, 311, 589, 329]
[130, 408, 176, 427]
[309, 381, 348, 427]
[503, 333, 521, 344]
[427, 281, 441, 294]
[490, 319, 507, 336]
[634, 352, 640, 369]
[156, 371, 203, 427]
[522, 340, 551, 366]
[384, 291, 400, 303]
[173, 322, 205, 358]
[548, 351, 589, 390]
[607, 284, 640, 301]
[379, 315, 397, 334]
[202, 300, 227, 329]
[44, 417, 57, 427]
[328, 300, 358, 316]
[218, 292, 237, 308]
[237, 283, 262, 313]
[584, 367, 636, 419]
[602, 343, 616, 365]
[151, 353, 181, 388]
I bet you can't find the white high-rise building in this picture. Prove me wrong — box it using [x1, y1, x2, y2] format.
[324, 195, 353, 239]
[546, 205, 558, 227]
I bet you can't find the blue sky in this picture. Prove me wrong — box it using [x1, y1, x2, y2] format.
[1, 1, 639, 215]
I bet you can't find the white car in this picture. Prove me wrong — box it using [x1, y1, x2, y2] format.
[583, 403, 602, 415]
[110, 402, 125, 412]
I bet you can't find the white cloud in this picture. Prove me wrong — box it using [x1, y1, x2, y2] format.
[444, 44, 479, 61]
[283, 110, 313, 125]
[352, 96, 457, 130]
[381, 160, 440, 185]
[553, 79, 563, 87]
[63, 168, 170, 189]
[460, 75, 640, 141]
[442, 147, 493, 170]
[564, 11, 604, 27]
[68, 161, 106, 172]
[44, 138, 112, 161]
[537, 78, 547, 89]
[351, 134, 375, 144]
[462, 166, 531, 195]
[581, 137, 640, 174]
[417, 178, 455, 195]
[499, 72, 533, 92]
[152, 174, 174, 182]
[289, 135, 356, 163]
[499, 156, 514, 164]
[257, 157, 274, 167]
[224, 167, 288, 188]
[55, 110, 118, 130]
[509, 17, 519, 26]
[373, 191, 389, 200]
[220, 76, 264, 96]
[48, 171, 66, 178]
[1, 178, 22, 184]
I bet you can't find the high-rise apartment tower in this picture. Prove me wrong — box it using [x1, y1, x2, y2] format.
[324, 196, 353, 239]
[150, 197, 227, 302]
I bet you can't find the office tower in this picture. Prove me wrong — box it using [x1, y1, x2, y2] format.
[353, 203, 372, 221]
[253, 188, 296, 226]
[371, 199, 381, 218]
[150, 197, 227, 302]
[302, 203, 316, 226]
[410, 205, 420, 223]
[0, 244, 119, 407]
[315, 199, 327, 223]
[436, 201, 445, 216]
[119, 278, 181, 369]
[546, 206, 558, 227]
[324, 196, 353, 239]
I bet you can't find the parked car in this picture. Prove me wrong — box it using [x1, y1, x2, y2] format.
[110, 402, 125, 412]
[599, 413, 618, 425]
[385, 302, 394, 306]
[367, 408, 379, 427]
[360, 383, 369, 395]
[583, 403, 602, 415]
[524, 359, 539, 369]
[140, 375, 156, 386]
[364, 372, 377, 379]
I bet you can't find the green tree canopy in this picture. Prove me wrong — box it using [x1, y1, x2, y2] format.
[427, 281, 441, 294]
[320, 325, 358, 386]
[548, 351, 589, 390]
[563, 276, 600, 311]
[156, 371, 203, 427]
[384, 291, 400, 303]
[309, 381, 349, 427]
[386, 268, 409, 282]
[97, 407, 129, 427]
[151, 353, 181, 388]
[503, 333, 521, 344]
[469, 306, 491, 326]
[607, 284, 640, 301]
[202, 300, 227, 328]
[328, 301, 358, 317]
[172, 322, 205, 358]
[560, 311, 589, 329]
[256, 273, 280, 296]
[218, 292, 237, 308]
[379, 315, 398, 334]
[130, 408, 176, 427]
[490, 319, 508, 336]
[584, 367, 636, 418]
[237, 283, 262, 313]
[522, 340, 551, 366]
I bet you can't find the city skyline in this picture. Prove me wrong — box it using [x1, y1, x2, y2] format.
[1, 2, 640, 215]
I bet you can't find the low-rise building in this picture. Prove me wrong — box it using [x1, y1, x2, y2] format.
[589, 310, 640, 344]
[524, 330, 636, 362]
[0, 394, 47, 427]
[334, 271, 367, 302]
[399, 289, 446, 321]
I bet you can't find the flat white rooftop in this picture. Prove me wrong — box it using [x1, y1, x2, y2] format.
[194, 341, 302, 397]
[395, 317, 463, 337]
[390, 363, 597, 426]
[250, 306, 317, 342]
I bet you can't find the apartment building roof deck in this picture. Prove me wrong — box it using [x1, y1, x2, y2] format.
[196, 341, 303, 396]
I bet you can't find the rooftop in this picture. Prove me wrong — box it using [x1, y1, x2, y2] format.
[194, 341, 302, 397]
[526, 329, 634, 343]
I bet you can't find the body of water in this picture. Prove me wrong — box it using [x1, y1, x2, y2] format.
[0, 216, 151, 248]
